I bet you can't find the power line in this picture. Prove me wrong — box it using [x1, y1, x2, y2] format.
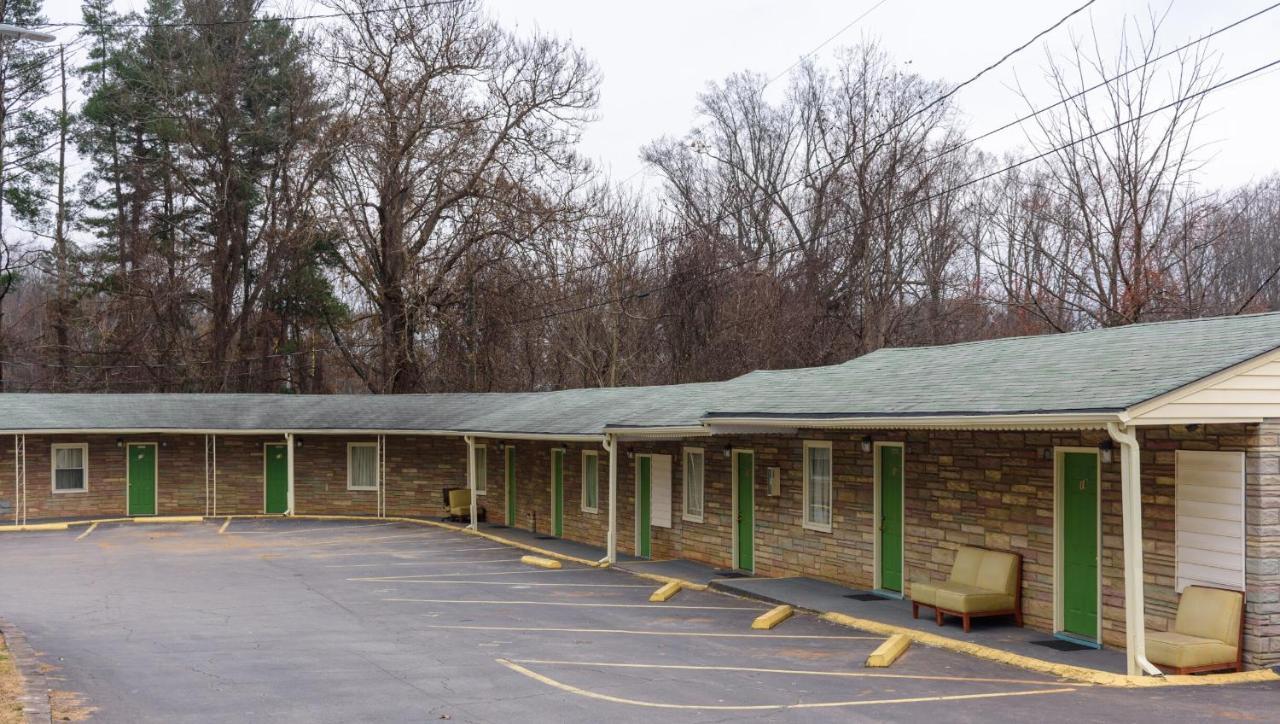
[509, 0, 1273, 313]
[498, 54, 1280, 331]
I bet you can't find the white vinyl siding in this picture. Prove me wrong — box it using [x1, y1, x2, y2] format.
[581, 450, 599, 513]
[51, 443, 88, 493]
[650, 454, 673, 528]
[682, 448, 704, 523]
[1131, 350, 1280, 423]
[803, 441, 833, 532]
[347, 443, 378, 491]
[1174, 450, 1245, 592]
[473, 445, 487, 495]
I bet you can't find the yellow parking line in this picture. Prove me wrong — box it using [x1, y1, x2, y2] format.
[75, 522, 98, 541]
[496, 659, 1075, 710]
[218, 518, 232, 534]
[427, 624, 880, 640]
[508, 659, 1059, 686]
[386, 598, 759, 611]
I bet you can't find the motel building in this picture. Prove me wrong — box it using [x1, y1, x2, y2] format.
[3, 312, 1279, 677]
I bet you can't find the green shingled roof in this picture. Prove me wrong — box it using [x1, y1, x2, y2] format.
[0, 312, 1276, 434]
[708, 311, 1280, 419]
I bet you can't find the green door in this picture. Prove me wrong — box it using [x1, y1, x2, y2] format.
[264, 443, 289, 515]
[506, 447, 517, 526]
[551, 449, 564, 537]
[879, 445, 904, 593]
[127, 443, 157, 516]
[735, 452, 754, 572]
[637, 456, 652, 558]
[1062, 452, 1099, 640]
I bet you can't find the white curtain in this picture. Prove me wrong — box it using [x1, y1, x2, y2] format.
[684, 451, 704, 518]
[807, 446, 832, 526]
[54, 446, 85, 491]
[350, 445, 377, 489]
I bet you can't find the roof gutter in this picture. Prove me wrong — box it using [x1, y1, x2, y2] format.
[600, 425, 710, 439]
[702, 412, 1126, 431]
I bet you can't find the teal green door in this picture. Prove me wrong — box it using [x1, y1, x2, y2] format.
[264, 444, 289, 514]
[879, 445, 903, 592]
[735, 452, 754, 572]
[1062, 452, 1099, 639]
[127, 443, 157, 516]
[506, 447, 517, 526]
[551, 450, 564, 537]
[637, 456, 652, 558]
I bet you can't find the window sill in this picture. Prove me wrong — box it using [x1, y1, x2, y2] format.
[682, 514, 704, 524]
[802, 521, 833, 534]
[52, 488, 88, 495]
[347, 486, 378, 492]
[581, 506, 599, 514]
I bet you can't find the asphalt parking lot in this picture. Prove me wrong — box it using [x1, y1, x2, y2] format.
[1, 519, 1278, 723]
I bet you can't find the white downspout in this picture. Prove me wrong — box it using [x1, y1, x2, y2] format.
[204, 434, 210, 518]
[285, 433, 295, 516]
[465, 435, 478, 530]
[601, 434, 618, 565]
[1107, 422, 1162, 677]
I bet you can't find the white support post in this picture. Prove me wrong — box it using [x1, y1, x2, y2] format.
[285, 433, 295, 516]
[13, 434, 19, 526]
[18, 434, 25, 526]
[378, 434, 387, 518]
[605, 434, 618, 564]
[211, 434, 218, 517]
[465, 435, 478, 530]
[200, 434, 208, 519]
[1107, 422, 1162, 677]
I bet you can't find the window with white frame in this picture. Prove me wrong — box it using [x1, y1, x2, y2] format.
[581, 450, 599, 513]
[803, 441, 833, 531]
[683, 447, 704, 522]
[473, 445, 487, 495]
[52, 443, 88, 493]
[347, 442, 378, 491]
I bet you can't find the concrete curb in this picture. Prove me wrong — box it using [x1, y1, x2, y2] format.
[0, 617, 52, 724]
[708, 580, 1280, 688]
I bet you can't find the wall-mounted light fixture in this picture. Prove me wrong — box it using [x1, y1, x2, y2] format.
[723, 446, 732, 458]
[626, 451, 634, 460]
[294, 437, 303, 448]
[860, 435, 873, 453]
[1098, 439, 1114, 465]
[1186, 423, 1200, 432]
[116, 438, 124, 448]
[1041, 448, 1053, 461]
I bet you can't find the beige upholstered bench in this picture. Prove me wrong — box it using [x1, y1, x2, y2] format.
[910, 545, 1023, 632]
[1146, 585, 1244, 674]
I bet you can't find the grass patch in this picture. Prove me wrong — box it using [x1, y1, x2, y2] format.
[0, 633, 24, 724]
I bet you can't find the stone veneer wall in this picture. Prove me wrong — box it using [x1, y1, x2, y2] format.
[1245, 421, 1280, 667]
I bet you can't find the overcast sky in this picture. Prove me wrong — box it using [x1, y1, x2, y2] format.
[38, 0, 1280, 193]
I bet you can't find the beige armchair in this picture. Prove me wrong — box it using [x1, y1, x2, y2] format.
[911, 546, 1023, 632]
[1146, 586, 1244, 674]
